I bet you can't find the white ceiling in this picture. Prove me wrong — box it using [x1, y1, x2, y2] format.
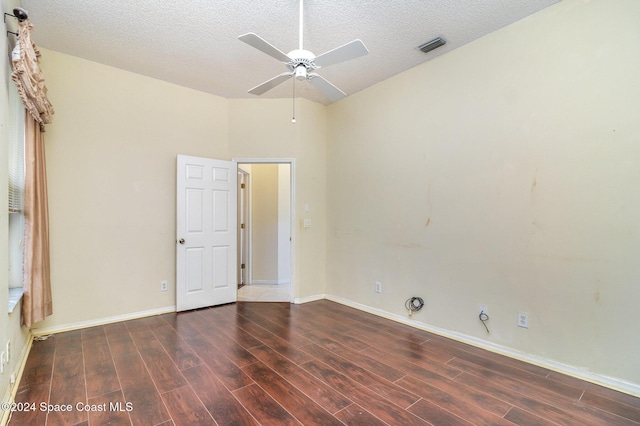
[22, 0, 560, 105]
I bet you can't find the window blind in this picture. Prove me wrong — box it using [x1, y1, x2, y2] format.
[8, 73, 25, 214]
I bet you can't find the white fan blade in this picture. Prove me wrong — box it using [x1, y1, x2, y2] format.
[314, 39, 368, 68]
[308, 74, 346, 102]
[238, 32, 291, 63]
[248, 72, 293, 95]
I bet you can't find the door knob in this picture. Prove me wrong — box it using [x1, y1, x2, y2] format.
[178, 238, 185, 244]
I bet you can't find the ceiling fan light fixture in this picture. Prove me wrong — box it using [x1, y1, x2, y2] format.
[295, 65, 308, 81]
[416, 37, 446, 54]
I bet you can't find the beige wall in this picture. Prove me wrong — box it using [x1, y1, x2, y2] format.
[248, 163, 291, 284]
[326, 0, 640, 387]
[250, 164, 279, 282]
[35, 50, 229, 330]
[0, 0, 33, 407]
[32, 51, 327, 331]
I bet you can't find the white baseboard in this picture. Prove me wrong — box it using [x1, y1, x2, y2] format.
[325, 294, 640, 398]
[30, 305, 177, 336]
[293, 293, 326, 304]
[251, 280, 291, 285]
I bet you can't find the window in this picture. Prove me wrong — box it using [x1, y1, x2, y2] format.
[7, 64, 25, 311]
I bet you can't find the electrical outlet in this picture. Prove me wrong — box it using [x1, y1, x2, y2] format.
[375, 281, 382, 294]
[160, 280, 168, 292]
[478, 304, 488, 316]
[517, 312, 529, 328]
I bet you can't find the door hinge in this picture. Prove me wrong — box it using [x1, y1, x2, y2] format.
[241, 263, 245, 269]
[241, 223, 245, 229]
[241, 183, 246, 189]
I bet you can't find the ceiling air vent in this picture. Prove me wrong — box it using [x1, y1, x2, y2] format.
[416, 37, 446, 54]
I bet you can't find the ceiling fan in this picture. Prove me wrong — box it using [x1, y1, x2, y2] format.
[238, 0, 368, 103]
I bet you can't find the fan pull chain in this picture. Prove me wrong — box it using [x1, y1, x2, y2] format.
[292, 77, 296, 124]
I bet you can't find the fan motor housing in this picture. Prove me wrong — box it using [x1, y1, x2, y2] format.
[287, 49, 315, 61]
[287, 49, 318, 75]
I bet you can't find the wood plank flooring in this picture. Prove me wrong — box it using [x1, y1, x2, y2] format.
[9, 300, 640, 425]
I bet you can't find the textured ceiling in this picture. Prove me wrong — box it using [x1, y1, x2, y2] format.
[21, 0, 559, 105]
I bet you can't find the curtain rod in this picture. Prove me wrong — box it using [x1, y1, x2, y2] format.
[4, 7, 28, 38]
[4, 7, 28, 22]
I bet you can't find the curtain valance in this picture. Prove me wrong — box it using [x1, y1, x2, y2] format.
[11, 19, 54, 131]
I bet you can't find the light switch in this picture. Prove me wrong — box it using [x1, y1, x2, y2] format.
[304, 203, 310, 212]
[303, 219, 311, 228]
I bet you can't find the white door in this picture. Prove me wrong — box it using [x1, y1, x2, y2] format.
[176, 155, 237, 311]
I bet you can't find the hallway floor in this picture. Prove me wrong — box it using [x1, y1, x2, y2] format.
[238, 283, 290, 302]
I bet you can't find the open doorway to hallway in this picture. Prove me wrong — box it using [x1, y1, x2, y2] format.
[236, 162, 292, 302]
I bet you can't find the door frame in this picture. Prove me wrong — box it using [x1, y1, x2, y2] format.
[233, 158, 296, 303]
[237, 167, 251, 287]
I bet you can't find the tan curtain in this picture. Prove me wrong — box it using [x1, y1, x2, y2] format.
[22, 114, 53, 326]
[11, 19, 54, 326]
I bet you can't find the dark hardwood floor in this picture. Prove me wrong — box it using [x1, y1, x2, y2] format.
[9, 300, 640, 425]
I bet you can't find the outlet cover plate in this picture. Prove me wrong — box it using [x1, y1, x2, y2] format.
[517, 312, 529, 328]
[478, 304, 488, 316]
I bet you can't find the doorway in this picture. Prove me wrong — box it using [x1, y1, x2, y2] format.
[235, 159, 294, 302]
